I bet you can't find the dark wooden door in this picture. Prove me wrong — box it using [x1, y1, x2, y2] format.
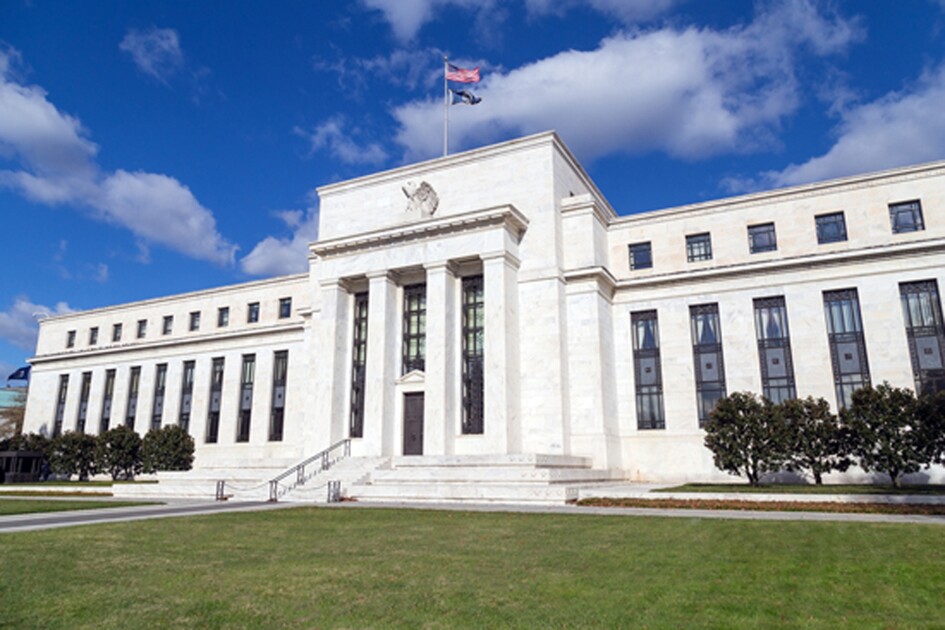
[403, 393, 424, 455]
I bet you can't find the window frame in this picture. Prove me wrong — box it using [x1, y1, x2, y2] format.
[815, 212, 848, 244]
[748, 222, 777, 254]
[686, 233, 713, 262]
[628, 241, 653, 270]
[889, 200, 924, 234]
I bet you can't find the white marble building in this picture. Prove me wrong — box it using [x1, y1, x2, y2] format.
[22, 132, 945, 484]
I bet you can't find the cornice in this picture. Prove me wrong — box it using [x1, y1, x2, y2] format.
[561, 194, 613, 227]
[563, 266, 617, 300]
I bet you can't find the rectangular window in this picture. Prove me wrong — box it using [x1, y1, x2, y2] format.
[53, 374, 69, 438]
[89, 327, 99, 346]
[748, 222, 777, 253]
[628, 241, 653, 270]
[76, 371, 92, 433]
[269, 350, 288, 441]
[179, 360, 195, 433]
[686, 233, 713, 262]
[247, 302, 260, 323]
[136, 319, 147, 339]
[126, 367, 140, 429]
[236, 354, 255, 442]
[754, 296, 796, 404]
[816, 212, 847, 244]
[402, 284, 426, 374]
[189, 311, 201, 332]
[100, 369, 116, 434]
[462, 276, 485, 434]
[206, 358, 224, 443]
[632, 310, 665, 430]
[112, 323, 122, 343]
[278, 297, 292, 319]
[151, 363, 167, 431]
[690, 304, 727, 427]
[162, 316, 173, 335]
[66, 330, 76, 349]
[350, 292, 368, 438]
[890, 200, 924, 234]
[823, 289, 871, 408]
[217, 307, 229, 328]
[899, 280, 945, 396]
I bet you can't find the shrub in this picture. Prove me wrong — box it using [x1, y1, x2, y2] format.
[96, 425, 143, 480]
[780, 397, 851, 485]
[141, 425, 195, 473]
[1, 432, 50, 455]
[49, 432, 98, 481]
[704, 392, 788, 485]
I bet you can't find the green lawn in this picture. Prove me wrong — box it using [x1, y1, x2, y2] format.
[0, 498, 158, 515]
[1, 507, 943, 629]
[656, 483, 945, 495]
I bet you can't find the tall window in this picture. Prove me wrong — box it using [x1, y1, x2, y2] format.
[236, 354, 255, 442]
[217, 307, 229, 328]
[686, 233, 713, 262]
[247, 302, 260, 323]
[136, 319, 147, 339]
[100, 369, 116, 433]
[402, 284, 426, 373]
[75, 371, 92, 433]
[112, 323, 123, 342]
[350, 292, 368, 438]
[66, 330, 76, 348]
[53, 374, 69, 438]
[748, 223, 777, 253]
[823, 289, 871, 408]
[179, 360, 195, 433]
[890, 200, 924, 234]
[628, 242, 653, 270]
[189, 311, 201, 331]
[89, 327, 99, 346]
[279, 297, 292, 319]
[632, 310, 664, 430]
[754, 296, 796, 403]
[151, 364, 167, 431]
[462, 276, 484, 434]
[206, 358, 224, 443]
[899, 280, 945, 395]
[162, 316, 173, 335]
[690, 304, 727, 426]
[126, 367, 140, 429]
[816, 212, 847, 244]
[270, 350, 288, 441]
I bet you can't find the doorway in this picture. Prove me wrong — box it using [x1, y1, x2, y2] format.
[402, 393, 424, 455]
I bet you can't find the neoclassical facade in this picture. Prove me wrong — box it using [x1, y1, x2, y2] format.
[22, 132, 945, 482]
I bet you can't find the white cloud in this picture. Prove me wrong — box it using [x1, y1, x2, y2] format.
[744, 63, 945, 189]
[0, 47, 237, 266]
[119, 27, 184, 84]
[241, 206, 320, 276]
[295, 116, 388, 165]
[0, 296, 73, 351]
[525, 0, 679, 23]
[392, 0, 860, 162]
[361, 0, 495, 42]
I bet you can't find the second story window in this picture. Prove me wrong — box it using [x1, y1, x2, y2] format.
[816, 212, 847, 244]
[686, 233, 713, 262]
[247, 302, 260, 323]
[112, 323, 122, 342]
[137, 319, 147, 339]
[162, 315, 173, 335]
[748, 222, 777, 254]
[189, 311, 201, 331]
[890, 200, 924, 234]
[628, 241, 653, 270]
[218, 306, 229, 328]
[279, 297, 292, 319]
[66, 330, 76, 349]
[89, 327, 99, 346]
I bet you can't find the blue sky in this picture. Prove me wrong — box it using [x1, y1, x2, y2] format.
[3, 0, 945, 377]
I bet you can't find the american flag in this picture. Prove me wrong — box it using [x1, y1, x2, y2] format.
[446, 63, 480, 83]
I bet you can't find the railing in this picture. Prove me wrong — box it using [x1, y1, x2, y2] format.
[268, 438, 351, 502]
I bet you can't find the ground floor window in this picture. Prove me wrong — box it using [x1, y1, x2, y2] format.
[632, 310, 665, 430]
[461, 275, 484, 434]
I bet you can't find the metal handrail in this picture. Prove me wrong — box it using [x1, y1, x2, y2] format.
[268, 438, 351, 502]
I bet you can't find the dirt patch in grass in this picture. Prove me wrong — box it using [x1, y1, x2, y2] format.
[578, 497, 945, 515]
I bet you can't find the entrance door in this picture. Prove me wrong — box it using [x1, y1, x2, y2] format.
[403, 393, 424, 455]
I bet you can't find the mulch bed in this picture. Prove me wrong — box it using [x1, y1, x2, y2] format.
[577, 497, 945, 515]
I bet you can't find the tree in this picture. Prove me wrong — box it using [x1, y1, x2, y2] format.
[779, 396, 851, 485]
[2, 432, 50, 455]
[95, 425, 143, 480]
[916, 391, 945, 466]
[49, 432, 98, 481]
[0, 388, 26, 440]
[703, 392, 788, 486]
[842, 383, 936, 488]
[141, 425, 195, 473]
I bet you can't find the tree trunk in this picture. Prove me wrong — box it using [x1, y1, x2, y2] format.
[891, 470, 902, 489]
[813, 470, 823, 485]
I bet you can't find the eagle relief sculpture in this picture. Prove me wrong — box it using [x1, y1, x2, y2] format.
[402, 180, 439, 219]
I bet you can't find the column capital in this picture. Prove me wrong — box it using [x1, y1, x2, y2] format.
[423, 260, 458, 275]
[366, 269, 399, 282]
[480, 251, 521, 269]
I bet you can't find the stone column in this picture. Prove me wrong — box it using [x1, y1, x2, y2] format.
[424, 261, 458, 455]
[312, 280, 351, 450]
[482, 252, 521, 454]
[363, 271, 398, 456]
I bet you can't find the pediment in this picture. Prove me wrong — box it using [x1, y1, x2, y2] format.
[397, 370, 426, 385]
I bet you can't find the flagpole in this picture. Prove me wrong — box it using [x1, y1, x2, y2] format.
[443, 55, 449, 157]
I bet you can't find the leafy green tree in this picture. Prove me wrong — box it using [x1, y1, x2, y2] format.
[1, 431, 50, 455]
[842, 383, 937, 488]
[96, 425, 143, 480]
[703, 392, 788, 486]
[779, 396, 851, 485]
[49, 432, 98, 481]
[916, 391, 945, 466]
[141, 425, 195, 473]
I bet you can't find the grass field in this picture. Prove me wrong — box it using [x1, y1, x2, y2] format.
[1, 506, 944, 628]
[657, 484, 945, 495]
[0, 498, 157, 515]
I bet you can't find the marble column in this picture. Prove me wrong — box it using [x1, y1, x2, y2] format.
[363, 271, 398, 456]
[311, 279, 350, 450]
[482, 252, 521, 454]
[424, 261, 458, 455]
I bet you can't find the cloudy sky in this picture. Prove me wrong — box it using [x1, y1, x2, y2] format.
[2, 0, 945, 376]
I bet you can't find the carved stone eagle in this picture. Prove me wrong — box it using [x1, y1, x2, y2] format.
[402, 180, 439, 218]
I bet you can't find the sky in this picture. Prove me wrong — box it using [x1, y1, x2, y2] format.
[3, 0, 945, 377]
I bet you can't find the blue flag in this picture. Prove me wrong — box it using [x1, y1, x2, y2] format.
[7, 366, 30, 382]
[450, 88, 481, 105]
